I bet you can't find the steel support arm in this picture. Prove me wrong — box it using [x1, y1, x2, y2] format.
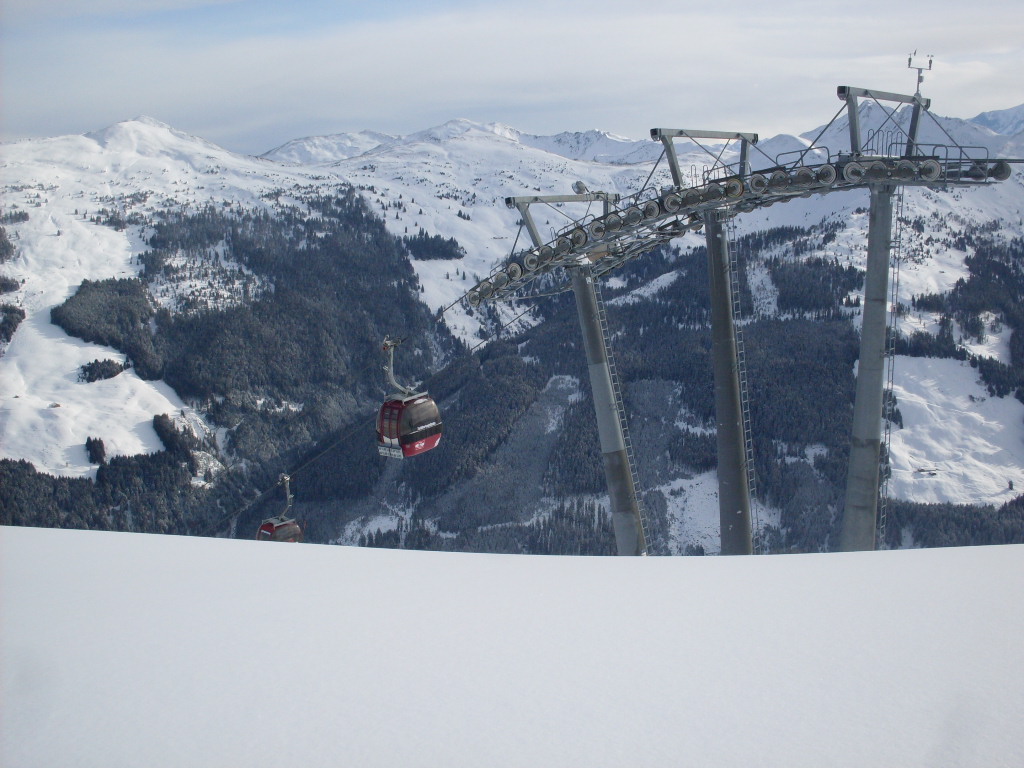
[651, 129, 758, 189]
[837, 86, 930, 109]
[838, 87, 931, 156]
[506, 192, 621, 250]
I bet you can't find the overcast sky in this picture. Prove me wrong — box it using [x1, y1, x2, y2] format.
[2, 0, 1023, 155]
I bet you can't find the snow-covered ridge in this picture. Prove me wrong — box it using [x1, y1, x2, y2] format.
[258, 119, 666, 167]
[261, 129, 398, 165]
[517, 127, 664, 165]
[971, 103, 1024, 137]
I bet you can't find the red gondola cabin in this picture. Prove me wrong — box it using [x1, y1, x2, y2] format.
[377, 393, 442, 459]
[256, 515, 304, 542]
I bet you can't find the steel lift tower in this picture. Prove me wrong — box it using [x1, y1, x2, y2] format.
[463, 84, 1017, 555]
[506, 190, 648, 556]
[656, 129, 758, 554]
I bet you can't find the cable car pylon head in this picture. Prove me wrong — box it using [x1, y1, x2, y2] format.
[377, 336, 443, 459]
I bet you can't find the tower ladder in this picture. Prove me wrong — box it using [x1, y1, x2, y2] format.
[879, 188, 905, 548]
[725, 216, 761, 551]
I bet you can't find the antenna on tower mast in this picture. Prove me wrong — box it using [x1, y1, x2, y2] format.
[907, 51, 933, 95]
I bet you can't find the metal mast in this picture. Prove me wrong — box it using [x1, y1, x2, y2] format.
[704, 210, 754, 555]
[654, 128, 758, 554]
[838, 87, 919, 551]
[840, 184, 895, 551]
[507, 192, 647, 556]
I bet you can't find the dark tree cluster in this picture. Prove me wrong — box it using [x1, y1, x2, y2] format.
[884, 496, 1024, 548]
[358, 499, 616, 555]
[1, 304, 25, 343]
[768, 256, 863, 314]
[403, 229, 466, 260]
[1, 211, 30, 225]
[79, 358, 128, 382]
[0, 225, 16, 262]
[85, 436, 106, 465]
[50, 278, 161, 377]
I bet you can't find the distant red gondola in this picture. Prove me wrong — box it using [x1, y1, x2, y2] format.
[376, 336, 443, 459]
[256, 474, 304, 542]
[256, 516, 304, 542]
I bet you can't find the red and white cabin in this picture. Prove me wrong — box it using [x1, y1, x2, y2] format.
[256, 516, 303, 542]
[376, 393, 442, 459]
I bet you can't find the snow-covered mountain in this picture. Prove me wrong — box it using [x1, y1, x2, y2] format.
[2, 99, 1024, 552]
[971, 103, 1024, 137]
[262, 128, 398, 164]
[0, 117, 345, 478]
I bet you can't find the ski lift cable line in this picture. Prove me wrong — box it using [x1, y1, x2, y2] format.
[921, 106, 983, 159]
[196, 410, 381, 538]
[466, 305, 536, 355]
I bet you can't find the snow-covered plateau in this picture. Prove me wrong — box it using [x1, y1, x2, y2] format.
[1, 525, 1022, 768]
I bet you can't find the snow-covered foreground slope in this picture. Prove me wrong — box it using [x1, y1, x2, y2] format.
[3, 526, 1022, 768]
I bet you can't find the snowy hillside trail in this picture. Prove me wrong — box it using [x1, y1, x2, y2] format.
[2, 526, 1022, 768]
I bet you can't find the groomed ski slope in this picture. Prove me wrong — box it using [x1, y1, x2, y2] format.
[2, 526, 1022, 768]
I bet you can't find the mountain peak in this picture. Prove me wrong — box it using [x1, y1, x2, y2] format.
[971, 104, 1024, 137]
[261, 129, 398, 164]
[404, 118, 488, 144]
[84, 116, 221, 155]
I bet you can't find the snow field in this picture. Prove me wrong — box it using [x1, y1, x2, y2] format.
[2, 526, 1022, 768]
[887, 356, 1024, 505]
